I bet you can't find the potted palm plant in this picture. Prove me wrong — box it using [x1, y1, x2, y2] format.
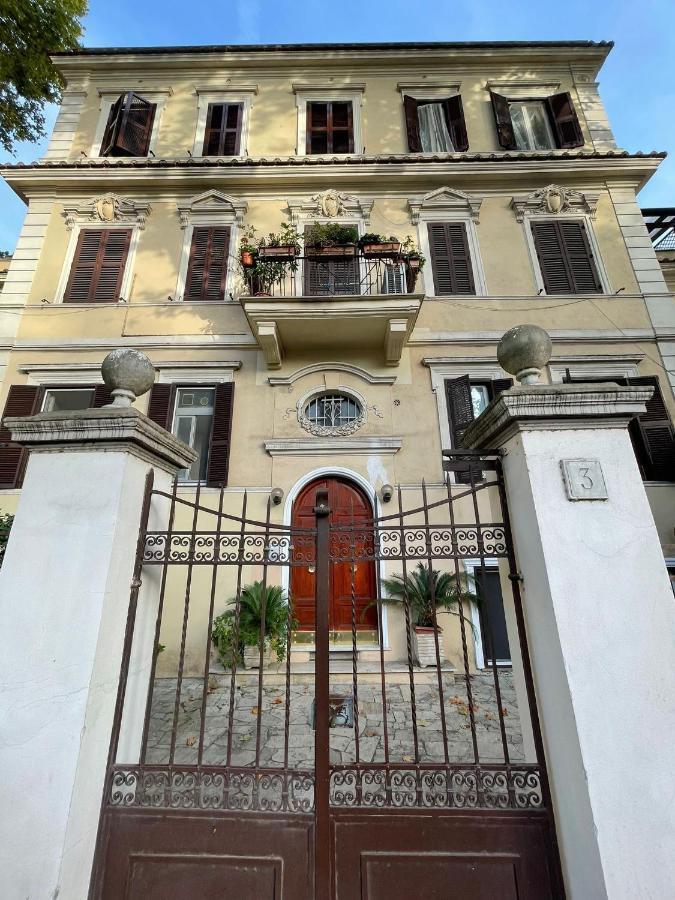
[211, 581, 295, 669]
[380, 563, 477, 667]
[304, 222, 359, 258]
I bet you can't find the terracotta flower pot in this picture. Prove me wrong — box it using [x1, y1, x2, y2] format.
[361, 241, 402, 258]
[243, 644, 274, 669]
[306, 244, 357, 259]
[257, 245, 298, 261]
[241, 250, 255, 268]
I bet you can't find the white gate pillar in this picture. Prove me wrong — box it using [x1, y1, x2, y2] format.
[0, 372, 194, 898]
[464, 334, 675, 899]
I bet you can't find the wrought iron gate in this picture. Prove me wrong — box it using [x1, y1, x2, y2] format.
[90, 451, 564, 899]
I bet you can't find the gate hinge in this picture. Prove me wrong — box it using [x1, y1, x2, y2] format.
[130, 577, 142, 590]
[508, 572, 524, 584]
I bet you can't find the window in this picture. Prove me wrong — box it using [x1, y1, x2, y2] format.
[445, 376, 513, 482]
[301, 392, 363, 436]
[531, 220, 602, 295]
[202, 103, 242, 156]
[172, 388, 215, 482]
[63, 229, 132, 303]
[303, 225, 360, 296]
[146, 382, 235, 486]
[100, 92, 156, 157]
[475, 566, 511, 666]
[0, 383, 111, 488]
[306, 101, 354, 154]
[490, 91, 584, 151]
[562, 373, 675, 482]
[427, 222, 476, 295]
[509, 101, 555, 151]
[42, 388, 95, 412]
[184, 227, 231, 302]
[403, 95, 468, 153]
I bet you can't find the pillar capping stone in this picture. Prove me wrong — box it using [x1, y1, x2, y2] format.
[463, 383, 654, 450]
[4, 407, 197, 474]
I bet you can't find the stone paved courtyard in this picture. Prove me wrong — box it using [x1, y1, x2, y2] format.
[145, 669, 527, 768]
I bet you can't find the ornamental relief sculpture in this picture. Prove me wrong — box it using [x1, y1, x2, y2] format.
[63, 194, 151, 230]
[510, 184, 599, 222]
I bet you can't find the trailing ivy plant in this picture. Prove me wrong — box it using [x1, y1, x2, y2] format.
[211, 581, 295, 667]
[0, 512, 14, 569]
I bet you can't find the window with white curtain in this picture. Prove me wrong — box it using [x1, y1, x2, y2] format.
[509, 101, 555, 150]
[418, 103, 455, 152]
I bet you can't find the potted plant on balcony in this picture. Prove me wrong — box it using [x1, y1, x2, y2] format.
[304, 222, 359, 258]
[239, 225, 258, 269]
[358, 232, 402, 258]
[401, 236, 426, 292]
[256, 221, 302, 262]
[211, 581, 295, 669]
[377, 563, 478, 667]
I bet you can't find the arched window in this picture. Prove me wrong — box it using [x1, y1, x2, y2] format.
[299, 391, 364, 436]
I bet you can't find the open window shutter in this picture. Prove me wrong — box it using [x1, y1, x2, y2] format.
[403, 95, 422, 152]
[490, 92, 517, 150]
[627, 376, 675, 481]
[64, 229, 132, 303]
[0, 386, 40, 488]
[206, 382, 235, 487]
[383, 263, 405, 294]
[184, 227, 230, 302]
[445, 376, 479, 484]
[547, 92, 584, 149]
[146, 384, 175, 429]
[492, 378, 514, 397]
[100, 94, 124, 156]
[443, 95, 469, 151]
[428, 223, 475, 295]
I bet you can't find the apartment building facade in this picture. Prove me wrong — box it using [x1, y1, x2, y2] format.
[1, 40, 674, 898]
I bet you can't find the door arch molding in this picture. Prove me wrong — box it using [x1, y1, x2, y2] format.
[281, 466, 388, 646]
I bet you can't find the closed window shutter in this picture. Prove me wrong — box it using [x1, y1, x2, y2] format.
[428, 222, 476, 295]
[91, 384, 113, 407]
[307, 101, 354, 154]
[383, 263, 405, 294]
[627, 376, 675, 481]
[490, 91, 517, 150]
[184, 227, 231, 302]
[403, 95, 422, 152]
[146, 384, 175, 429]
[100, 92, 156, 157]
[532, 221, 601, 295]
[202, 103, 242, 156]
[303, 226, 358, 295]
[443, 95, 469, 151]
[64, 229, 132, 303]
[546, 92, 584, 148]
[206, 382, 235, 487]
[0, 386, 40, 488]
[492, 378, 514, 397]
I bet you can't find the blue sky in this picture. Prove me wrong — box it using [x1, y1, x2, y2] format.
[2, 0, 675, 251]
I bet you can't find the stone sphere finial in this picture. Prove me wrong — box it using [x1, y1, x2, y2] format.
[101, 348, 156, 408]
[497, 324, 552, 385]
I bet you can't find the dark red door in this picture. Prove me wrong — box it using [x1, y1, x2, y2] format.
[291, 477, 377, 631]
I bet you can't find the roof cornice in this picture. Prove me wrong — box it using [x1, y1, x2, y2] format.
[1, 152, 663, 201]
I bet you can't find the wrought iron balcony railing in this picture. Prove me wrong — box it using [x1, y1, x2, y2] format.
[242, 251, 421, 298]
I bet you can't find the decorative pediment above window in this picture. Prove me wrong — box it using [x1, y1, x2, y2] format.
[63, 194, 151, 230]
[510, 185, 599, 223]
[408, 187, 482, 225]
[177, 190, 248, 228]
[287, 189, 373, 226]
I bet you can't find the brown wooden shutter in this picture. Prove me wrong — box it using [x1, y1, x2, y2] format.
[403, 95, 422, 152]
[100, 92, 156, 157]
[428, 223, 475, 295]
[627, 376, 675, 481]
[91, 384, 113, 407]
[490, 92, 517, 149]
[445, 375, 479, 484]
[547, 92, 584, 148]
[443, 95, 469, 151]
[306, 101, 353, 154]
[202, 103, 242, 156]
[0, 386, 40, 488]
[184, 227, 231, 302]
[492, 378, 514, 397]
[146, 384, 175, 429]
[531, 221, 602, 295]
[206, 382, 235, 487]
[63, 229, 132, 303]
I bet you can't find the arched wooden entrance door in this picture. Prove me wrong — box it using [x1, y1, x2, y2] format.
[291, 476, 378, 632]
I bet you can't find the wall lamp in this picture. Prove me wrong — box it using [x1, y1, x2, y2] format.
[271, 487, 284, 506]
[381, 484, 394, 504]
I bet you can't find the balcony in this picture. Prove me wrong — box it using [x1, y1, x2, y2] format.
[240, 252, 423, 369]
